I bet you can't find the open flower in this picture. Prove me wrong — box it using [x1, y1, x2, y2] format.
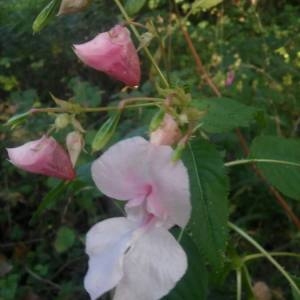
[85, 137, 191, 300]
[7, 136, 76, 180]
[73, 25, 141, 87]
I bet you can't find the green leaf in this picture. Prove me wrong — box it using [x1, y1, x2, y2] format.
[32, 0, 61, 33]
[292, 276, 300, 300]
[125, 0, 147, 16]
[30, 181, 70, 223]
[250, 136, 300, 200]
[163, 231, 208, 300]
[183, 139, 229, 271]
[192, 0, 223, 12]
[54, 226, 76, 253]
[193, 98, 258, 133]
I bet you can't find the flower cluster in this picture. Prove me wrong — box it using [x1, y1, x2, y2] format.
[6, 24, 190, 300]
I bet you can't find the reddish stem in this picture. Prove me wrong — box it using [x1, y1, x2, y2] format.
[179, 21, 300, 229]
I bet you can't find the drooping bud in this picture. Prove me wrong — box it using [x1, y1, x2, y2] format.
[7, 136, 76, 180]
[73, 25, 141, 87]
[66, 131, 84, 166]
[150, 114, 181, 146]
[92, 112, 121, 152]
[57, 0, 91, 16]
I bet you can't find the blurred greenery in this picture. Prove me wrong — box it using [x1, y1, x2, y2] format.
[0, 0, 300, 299]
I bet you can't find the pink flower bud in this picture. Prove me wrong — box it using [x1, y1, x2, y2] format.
[150, 114, 181, 146]
[7, 136, 76, 180]
[66, 131, 84, 167]
[73, 25, 141, 87]
[225, 70, 235, 87]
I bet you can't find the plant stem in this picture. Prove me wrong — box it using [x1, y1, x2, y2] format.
[224, 158, 300, 168]
[175, 10, 300, 228]
[236, 268, 242, 300]
[244, 252, 300, 263]
[30, 101, 162, 114]
[229, 222, 300, 296]
[114, 0, 169, 88]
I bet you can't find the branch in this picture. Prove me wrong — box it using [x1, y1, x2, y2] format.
[178, 19, 300, 229]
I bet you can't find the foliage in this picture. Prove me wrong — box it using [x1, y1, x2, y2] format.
[1, 0, 300, 299]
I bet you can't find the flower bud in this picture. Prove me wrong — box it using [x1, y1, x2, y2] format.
[66, 131, 84, 166]
[57, 0, 91, 16]
[55, 113, 70, 129]
[225, 70, 235, 87]
[150, 114, 181, 146]
[92, 112, 120, 152]
[252, 281, 272, 300]
[73, 25, 141, 87]
[7, 136, 76, 180]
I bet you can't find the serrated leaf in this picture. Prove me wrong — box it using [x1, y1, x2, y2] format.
[183, 139, 229, 271]
[193, 97, 258, 133]
[250, 136, 300, 200]
[54, 226, 76, 253]
[163, 231, 208, 300]
[125, 0, 146, 16]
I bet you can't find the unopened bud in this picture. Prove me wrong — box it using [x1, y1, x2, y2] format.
[92, 112, 120, 152]
[66, 131, 84, 166]
[150, 114, 181, 146]
[57, 0, 91, 16]
[252, 281, 272, 300]
[7, 136, 75, 180]
[55, 114, 70, 129]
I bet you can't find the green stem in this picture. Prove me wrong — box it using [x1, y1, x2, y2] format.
[224, 158, 300, 168]
[236, 268, 242, 300]
[31, 101, 162, 114]
[229, 222, 300, 296]
[243, 252, 300, 263]
[114, 0, 169, 88]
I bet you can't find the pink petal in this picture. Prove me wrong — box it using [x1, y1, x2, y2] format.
[7, 136, 75, 180]
[146, 147, 191, 227]
[91, 137, 191, 227]
[73, 25, 140, 87]
[84, 217, 137, 300]
[113, 226, 187, 300]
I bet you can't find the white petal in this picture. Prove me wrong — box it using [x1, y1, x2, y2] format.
[91, 137, 151, 201]
[113, 226, 187, 300]
[84, 218, 137, 300]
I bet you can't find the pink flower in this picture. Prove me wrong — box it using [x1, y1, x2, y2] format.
[7, 136, 76, 180]
[150, 114, 181, 146]
[85, 137, 191, 300]
[73, 25, 141, 87]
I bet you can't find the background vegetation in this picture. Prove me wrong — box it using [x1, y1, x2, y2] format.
[0, 0, 299, 299]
